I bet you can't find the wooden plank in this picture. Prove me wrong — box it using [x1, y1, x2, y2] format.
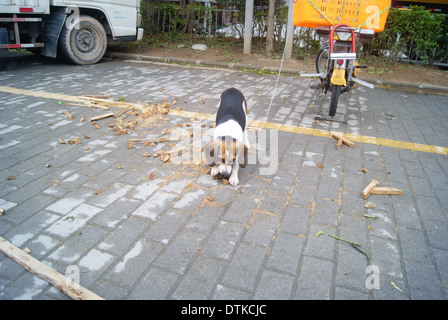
[371, 187, 403, 195]
[0, 236, 104, 300]
[361, 179, 378, 199]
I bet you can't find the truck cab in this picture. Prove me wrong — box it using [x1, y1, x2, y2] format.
[0, 0, 143, 65]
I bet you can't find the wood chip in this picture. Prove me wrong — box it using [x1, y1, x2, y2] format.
[147, 172, 156, 180]
[160, 152, 170, 163]
[68, 137, 81, 145]
[364, 201, 376, 209]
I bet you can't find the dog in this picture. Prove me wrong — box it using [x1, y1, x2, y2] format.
[204, 88, 249, 186]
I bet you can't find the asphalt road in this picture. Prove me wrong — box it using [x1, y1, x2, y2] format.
[0, 51, 447, 301]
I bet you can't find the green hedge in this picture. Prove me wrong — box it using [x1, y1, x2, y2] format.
[365, 6, 447, 65]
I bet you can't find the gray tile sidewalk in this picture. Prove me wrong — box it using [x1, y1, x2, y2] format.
[0, 53, 447, 300]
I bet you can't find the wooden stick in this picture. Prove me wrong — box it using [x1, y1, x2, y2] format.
[62, 109, 74, 120]
[167, 145, 189, 156]
[0, 236, 104, 300]
[336, 138, 343, 149]
[331, 132, 356, 148]
[362, 179, 378, 199]
[113, 107, 128, 118]
[82, 95, 110, 99]
[128, 137, 179, 144]
[371, 187, 403, 195]
[90, 113, 114, 122]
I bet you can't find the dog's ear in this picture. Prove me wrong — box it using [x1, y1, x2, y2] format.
[236, 141, 248, 168]
[204, 139, 220, 167]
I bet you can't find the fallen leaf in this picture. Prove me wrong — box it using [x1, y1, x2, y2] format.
[390, 281, 403, 293]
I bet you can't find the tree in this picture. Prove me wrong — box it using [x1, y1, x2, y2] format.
[266, 0, 275, 57]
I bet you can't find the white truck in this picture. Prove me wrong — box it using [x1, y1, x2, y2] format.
[0, 0, 143, 65]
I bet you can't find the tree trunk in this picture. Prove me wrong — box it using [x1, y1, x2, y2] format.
[266, 0, 275, 58]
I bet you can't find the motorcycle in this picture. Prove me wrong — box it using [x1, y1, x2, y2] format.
[303, 23, 375, 121]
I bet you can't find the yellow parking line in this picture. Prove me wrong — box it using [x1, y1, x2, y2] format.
[1, 86, 447, 155]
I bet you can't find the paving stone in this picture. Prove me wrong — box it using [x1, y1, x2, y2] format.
[295, 256, 334, 299]
[221, 243, 267, 291]
[154, 230, 205, 275]
[48, 225, 108, 264]
[267, 233, 304, 276]
[129, 268, 179, 299]
[132, 191, 178, 221]
[253, 270, 295, 300]
[103, 239, 162, 288]
[98, 216, 150, 255]
[202, 221, 245, 260]
[171, 255, 225, 299]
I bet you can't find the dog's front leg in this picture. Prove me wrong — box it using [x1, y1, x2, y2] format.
[229, 161, 240, 186]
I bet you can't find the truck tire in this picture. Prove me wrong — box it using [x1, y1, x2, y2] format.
[59, 15, 107, 65]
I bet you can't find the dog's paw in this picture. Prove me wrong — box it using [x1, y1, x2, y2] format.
[211, 166, 220, 177]
[229, 175, 239, 186]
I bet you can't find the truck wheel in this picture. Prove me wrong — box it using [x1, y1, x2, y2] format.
[59, 15, 107, 65]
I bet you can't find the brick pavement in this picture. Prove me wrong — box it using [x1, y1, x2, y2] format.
[0, 53, 447, 300]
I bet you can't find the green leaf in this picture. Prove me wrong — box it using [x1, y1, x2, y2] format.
[351, 244, 370, 263]
[390, 281, 403, 293]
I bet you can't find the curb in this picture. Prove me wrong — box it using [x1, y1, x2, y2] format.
[105, 51, 448, 95]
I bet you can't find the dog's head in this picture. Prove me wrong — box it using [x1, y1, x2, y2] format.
[204, 136, 248, 171]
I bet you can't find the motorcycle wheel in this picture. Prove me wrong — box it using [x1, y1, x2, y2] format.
[315, 43, 330, 74]
[329, 85, 341, 117]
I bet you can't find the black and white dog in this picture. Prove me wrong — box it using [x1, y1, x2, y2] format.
[204, 88, 249, 186]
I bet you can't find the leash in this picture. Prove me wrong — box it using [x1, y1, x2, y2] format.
[249, 42, 287, 144]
